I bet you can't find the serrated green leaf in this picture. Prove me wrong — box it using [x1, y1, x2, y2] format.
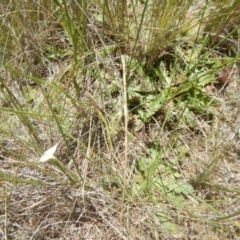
[173, 182, 194, 195]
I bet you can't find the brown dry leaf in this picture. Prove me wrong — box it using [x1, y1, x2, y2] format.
[205, 83, 217, 96]
[217, 67, 234, 85]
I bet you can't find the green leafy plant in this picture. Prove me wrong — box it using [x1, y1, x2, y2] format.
[135, 147, 194, 200]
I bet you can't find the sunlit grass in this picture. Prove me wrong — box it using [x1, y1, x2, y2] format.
[1, 0, 240, 239]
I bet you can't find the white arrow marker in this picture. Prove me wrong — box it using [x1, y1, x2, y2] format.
[39, 142, 59, 162]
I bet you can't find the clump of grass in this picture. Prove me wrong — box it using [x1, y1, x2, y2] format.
[1, 0, 240, 239]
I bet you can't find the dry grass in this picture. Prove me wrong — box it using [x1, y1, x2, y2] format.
[1, 0, 240, 239]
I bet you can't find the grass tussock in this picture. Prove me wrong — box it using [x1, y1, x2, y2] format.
[1, 0, 240, 239]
